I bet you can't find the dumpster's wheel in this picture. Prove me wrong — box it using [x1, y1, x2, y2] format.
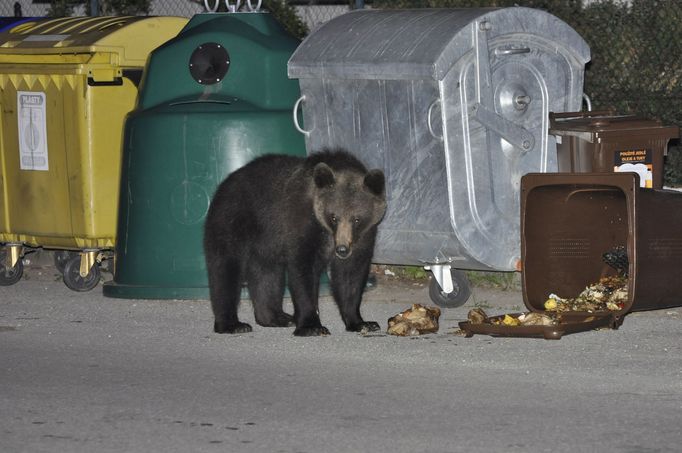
[62, 255, 101, 292]
[54, 250, 78, 274]
[428, 269, 471, 308]
[0, 251, 23, 286]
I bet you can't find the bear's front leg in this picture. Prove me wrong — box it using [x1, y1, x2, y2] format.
[287, 260, 330, 336]
[330, 254, 380, 333]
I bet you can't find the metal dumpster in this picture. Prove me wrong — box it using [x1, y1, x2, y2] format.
[102, 12, 305, 300]
[288, 7, 590, 306]
[0, 16, 188, 290]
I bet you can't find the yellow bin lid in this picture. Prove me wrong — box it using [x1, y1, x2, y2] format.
[0, 16, 188, 66]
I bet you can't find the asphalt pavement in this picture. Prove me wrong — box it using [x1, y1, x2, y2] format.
[1, 256, 681, 453]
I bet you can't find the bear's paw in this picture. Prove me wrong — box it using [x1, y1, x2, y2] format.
[293, 326, 331, 337]
[214, 321, 253, 334]
[346, 321, 381, 333]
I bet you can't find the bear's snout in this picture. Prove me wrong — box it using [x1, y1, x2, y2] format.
[335, 245, 351, 259]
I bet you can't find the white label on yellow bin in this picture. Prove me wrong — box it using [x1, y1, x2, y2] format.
[17, 91, 49, 171]
[24, 34, 69, 42]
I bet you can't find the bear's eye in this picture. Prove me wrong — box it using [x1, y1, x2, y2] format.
[353, 218, 360, 224]
[330, 215, 338, 225]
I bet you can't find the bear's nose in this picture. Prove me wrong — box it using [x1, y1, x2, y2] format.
[335, 245, 350, 259]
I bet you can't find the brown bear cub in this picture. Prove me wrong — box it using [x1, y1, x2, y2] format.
[203, 149, 386, 336]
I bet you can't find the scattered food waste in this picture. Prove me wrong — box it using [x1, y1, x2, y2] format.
[449, 328, 468, 336]
[456, 274, 627, 339]
[466, 308, 488, 325]
[512, 312, 556, 326]
[466, 308, 557, 327]
[460, 275, 627, 331]
[544, 275, 628, 313]
[387, 304, 441, 336]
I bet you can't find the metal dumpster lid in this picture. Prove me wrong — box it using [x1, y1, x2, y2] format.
[0, 16, 187, 64]
[288, 7, 590, 81]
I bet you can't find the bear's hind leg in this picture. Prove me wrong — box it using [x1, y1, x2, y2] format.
[207, 255, 252, 334]
[247, 262, 294, 328]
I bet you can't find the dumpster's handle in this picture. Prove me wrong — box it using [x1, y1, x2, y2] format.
[427, 99, 443, 141]
[246, 0, 262, 11]
[203, 0, 219, 12]
[293, 95, 311, 137]
[204, 0, 244, 12]
[88, 77, 123, 87]
[495, 46, 531, 56]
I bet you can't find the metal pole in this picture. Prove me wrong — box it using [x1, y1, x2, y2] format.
[91, 0, 99, 16]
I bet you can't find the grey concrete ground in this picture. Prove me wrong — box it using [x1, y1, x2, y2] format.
[1, 255, 682, 453]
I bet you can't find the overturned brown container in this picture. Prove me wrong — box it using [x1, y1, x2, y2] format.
[458, 171, 682, 339]
[549, 111, 679, 189]
[522, 172, 682, 317]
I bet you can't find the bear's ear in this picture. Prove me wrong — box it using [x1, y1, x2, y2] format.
[313, 163, 335, 189]
[364, 170, 385, 197]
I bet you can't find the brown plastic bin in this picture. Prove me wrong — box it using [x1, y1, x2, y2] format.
[549, 111, 679, 189]
[459, 171, 682, 339]
[522, 172, 682, 315]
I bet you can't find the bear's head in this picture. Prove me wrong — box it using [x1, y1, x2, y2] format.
[312, 162, 386, 260]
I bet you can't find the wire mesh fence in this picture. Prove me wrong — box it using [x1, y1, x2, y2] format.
[4, 0, 352, 25]
[4, 0, 682, 182]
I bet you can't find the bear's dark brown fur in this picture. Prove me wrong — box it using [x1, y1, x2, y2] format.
[203, 149, 386, 336]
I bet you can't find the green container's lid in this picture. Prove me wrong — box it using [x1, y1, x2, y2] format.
[138, 13, 300, 110]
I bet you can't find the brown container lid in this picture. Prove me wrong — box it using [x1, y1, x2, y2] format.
[458, 311, 619, 340]
[549, 111, 679, 142]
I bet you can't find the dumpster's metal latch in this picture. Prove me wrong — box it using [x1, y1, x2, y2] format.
[470, 103, 535, 151]
[471, 20, 534, 152]
[87, 68, 123, 86]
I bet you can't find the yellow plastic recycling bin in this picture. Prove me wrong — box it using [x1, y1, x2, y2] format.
[0, 16, 187, 290]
